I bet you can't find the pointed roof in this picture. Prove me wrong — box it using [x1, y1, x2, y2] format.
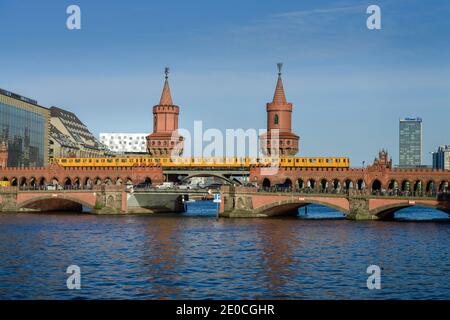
[158, 67, 174, 105]
[159, 78, 173, 105]
[272, 63, 287, 104]
[272, 75, 287, 104]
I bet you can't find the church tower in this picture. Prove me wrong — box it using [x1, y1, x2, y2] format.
[260, 63, 299, 156]
[146, 68, 184, 157]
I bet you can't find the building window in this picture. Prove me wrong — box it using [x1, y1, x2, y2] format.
[274, 114, 279, 125]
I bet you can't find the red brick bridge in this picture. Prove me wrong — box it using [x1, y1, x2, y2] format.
[219, 186, 450, 220]
[1, 151, 450, 219]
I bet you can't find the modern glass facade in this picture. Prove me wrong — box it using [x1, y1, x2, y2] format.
[399, 118, 422, 167]
[432, 145, 450, 170]
[0, 89, 49, 167]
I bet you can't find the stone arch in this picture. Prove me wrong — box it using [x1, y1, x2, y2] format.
[262, 178, 271, 189]
[256, 198, 349, 217]
[332, 179, 341, 191]
[29, 177, 37, 187]
[84, 177, 93, 187]
[401, 180, 411, 192]
[320, 179, 328, 191]
[94, 177, 102, 185]
[297, 179, 304, 189]
[104, 177, 113, 186]
[307, 179, 316, 189]
[11, 177, 18, 186]
[356, 179, 365, 190]
[144, 177, 152, 185]
[18, 196, 94, 212]
[439, 181, 448, 192]
[344, 179, 353, 190]
[38, 177, 46, 186]
[284, 178, 292, 189]
[413, 180, 423, 194]
[180, 173, 235, 185]
[115, 178, 123, 185]
[426, 180, 435, 194]
[51, 177, 59, 185]
[64, 177, 72, 186]
[372, 202, 450, 220]
[372, 179, 382, 192]
[388, 180, 398, 191]
[73, 177, 81, 187]
[19, 177, 27, 187]
[125, 177, 133, 185]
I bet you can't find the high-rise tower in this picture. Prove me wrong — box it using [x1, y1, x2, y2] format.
[146, 68, 184, 156]
[399, 117, 422, 167]
[260, 63, 299, 156]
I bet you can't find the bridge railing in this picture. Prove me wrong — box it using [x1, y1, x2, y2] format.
[256, 186, 445, 199]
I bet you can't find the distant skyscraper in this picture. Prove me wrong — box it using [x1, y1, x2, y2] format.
[399, 118, 422, 167]
[432, 145, 450, 170]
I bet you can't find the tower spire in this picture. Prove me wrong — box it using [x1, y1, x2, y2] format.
[159, 67, 173, 105]
[273, 62, 287, 104]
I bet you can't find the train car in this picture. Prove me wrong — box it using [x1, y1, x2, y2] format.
[52, 156, 350, 169]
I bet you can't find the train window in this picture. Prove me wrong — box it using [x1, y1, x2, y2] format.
[61, 159, 67, 163]
[107, 159, 113, 163]
[75, 159, 81, 163]
[326, 159, 332, 163]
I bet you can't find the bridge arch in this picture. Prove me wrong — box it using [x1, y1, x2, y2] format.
[320, 179, 328, 191]
[180, 173, 236, 185]
[18, 195, 94, 212]
[356, 179, 365, 190]
[19, 177, 27, 187]
[255, 198, 349, 217]
[10, 177, 18, 186]
[332, 179, 341, 191]
[262, 178, 271, 188]
[401, 180, 411, 192]
[284, 178, 292, 188]
[371, 179, 382, 192]
[426, 180, 436, 193]
[307, 178, 316, 189]
[372, 202, 450, 220]
[344, 179, 353, 190]
[439, 181, 448, 192]
[38, 177, 46, 187]
[388, 180, 398, 191]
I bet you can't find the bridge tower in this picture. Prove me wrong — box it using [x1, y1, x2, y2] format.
[260, 63, 299, 156]
[146, 68, 184, 156]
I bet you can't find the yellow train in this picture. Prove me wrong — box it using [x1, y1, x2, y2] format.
[51, 156, 350, 168]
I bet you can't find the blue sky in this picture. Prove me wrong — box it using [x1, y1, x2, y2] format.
[1, 0, 449, 165]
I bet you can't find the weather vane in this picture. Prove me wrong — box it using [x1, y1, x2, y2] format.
[277, 62, 283, 77]
[164, 67, 170, 79]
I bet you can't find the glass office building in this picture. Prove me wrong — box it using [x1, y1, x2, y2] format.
[432, 145, 450, 170]
[0, 88, 49, 167]
[399, 117, 422, 167]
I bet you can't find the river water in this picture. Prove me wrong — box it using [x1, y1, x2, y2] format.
[0, 203, 448, 300]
